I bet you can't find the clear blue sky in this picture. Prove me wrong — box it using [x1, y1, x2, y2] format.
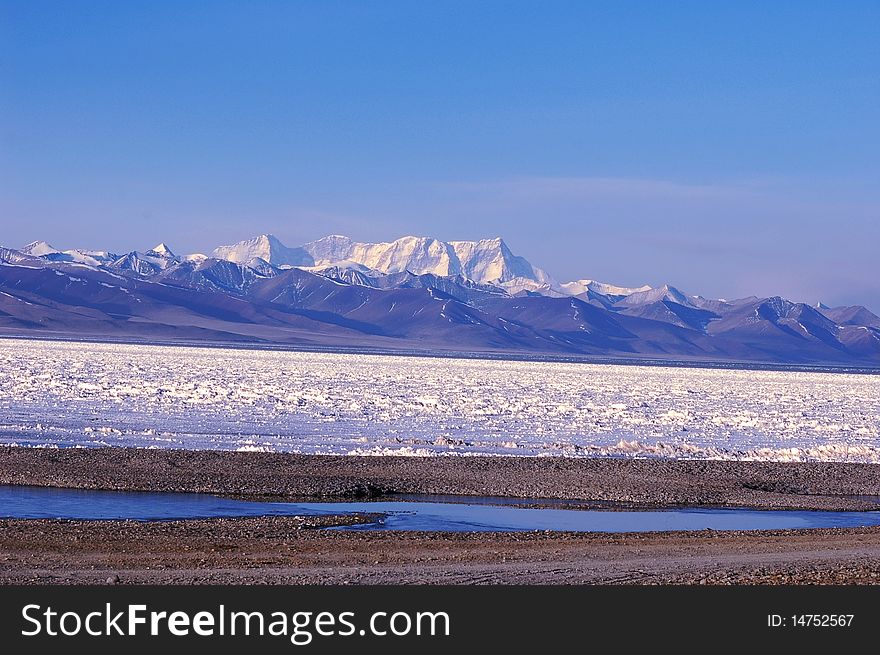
[2, 1, 878, 308]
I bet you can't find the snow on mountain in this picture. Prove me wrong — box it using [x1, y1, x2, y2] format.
[303, 235, 355, 263]
[20, 241, 117, 267]
[306, 259, 376, 275]
[559, 279, 652, 299]
[110, 253, 161, 276]
[242, 256, 278, 277]
[615, 284, 694, 308]
[304, 235, 457, 277]
[297, 234, 554, 287]
[22, 232, 624, 305]
[311, 265, 380, 288]
[110, 246, 179, 276]
[3, 236, 879, 364]
[211, 234, 313, 267]
[0, 246, 45, 266]
[500, 277, 567, 297]
[71, 250, 117, 266]
[156, 257, 275, 294]
[20, 241, 59, 257]
[10, 233, 879, 362]
[303, 264, 511, 306]
[449, 237, 553, 285]
[147, 243, 176, 258]
[345, 236, 460, 276]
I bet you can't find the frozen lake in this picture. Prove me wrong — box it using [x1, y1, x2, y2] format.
[1, 338, 878, 462]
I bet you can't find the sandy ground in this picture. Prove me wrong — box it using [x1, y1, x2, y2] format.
[2, 518, 880, 585]
[2, 447, 880, 585]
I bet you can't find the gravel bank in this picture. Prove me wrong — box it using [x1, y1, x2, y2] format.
[2, 518, 880, 585]
[4, 447, 880, 584]
[2, 447, 880, 510]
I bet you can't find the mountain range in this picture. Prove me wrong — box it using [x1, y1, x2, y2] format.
[1, 234, 878, 366]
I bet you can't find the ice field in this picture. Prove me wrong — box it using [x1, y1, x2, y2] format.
[1, 338, 878, 461]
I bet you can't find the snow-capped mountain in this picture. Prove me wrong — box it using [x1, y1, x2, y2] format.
[109, 244, 180, 276]
[211, 234, 313, 267]
[20, 240, 118, 267]
[146, 243, 176, 258]
[302, 234, 356, 264]
[615, 284, 694, 308]
[558, 278, 653, 306]
[448, 237, 553, 286]
[0, 246, 43, 266]
[3, 233, 878, 365]
[560, 279, 652, 299]
[20, 241, 58, 257]
[156, 256, 276, 294]
[215, 234, 554, 288]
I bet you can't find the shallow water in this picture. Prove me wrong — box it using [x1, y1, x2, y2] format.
[2, 485, 880, 532]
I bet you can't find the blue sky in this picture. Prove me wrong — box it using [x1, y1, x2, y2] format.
[2, 1, 878, 308]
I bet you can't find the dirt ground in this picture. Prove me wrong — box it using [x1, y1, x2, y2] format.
[2, 518, 880, 585]
[2, 447, 880, 585]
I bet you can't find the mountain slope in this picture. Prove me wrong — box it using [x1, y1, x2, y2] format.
[820, 305, 880, 329]
[615, 284, 695, 308]
[2, 238, 878, 366]
[617, 300, 720, 332]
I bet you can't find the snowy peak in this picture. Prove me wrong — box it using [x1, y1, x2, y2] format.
[212, 234, 273, 263]
[449, 237, 552, 285]
[303, 235, 460, 277]
[212, 234, 314, 267]
[19, 241, 117, 267]
[110, 246, 179, 275]
[12, 233, 878, 342]
[110, 253, 162, 275]
[213, 233, 549, 285]
[303, 235, 354, 263]
[147, 243, 176, 258]
[155, 256, 275, 294]
[3, 234, 879, 364]
[294, 234, 552, 286]
[20, 241, 59, 256]
[560, 279, 652, 299]
[74, 250, 117, 265]
[616, 284, 693, 308]
[349, 236, 460, 277]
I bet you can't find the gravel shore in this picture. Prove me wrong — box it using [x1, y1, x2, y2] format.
[3, 447, 880, 585]
[2, 446, 880, 510]
[2, 518, 880, 585]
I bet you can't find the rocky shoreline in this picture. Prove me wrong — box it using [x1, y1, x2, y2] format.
[2, 517, 879, 585]
[2, 446, 880, 510]
[3, 446, 880, 585]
